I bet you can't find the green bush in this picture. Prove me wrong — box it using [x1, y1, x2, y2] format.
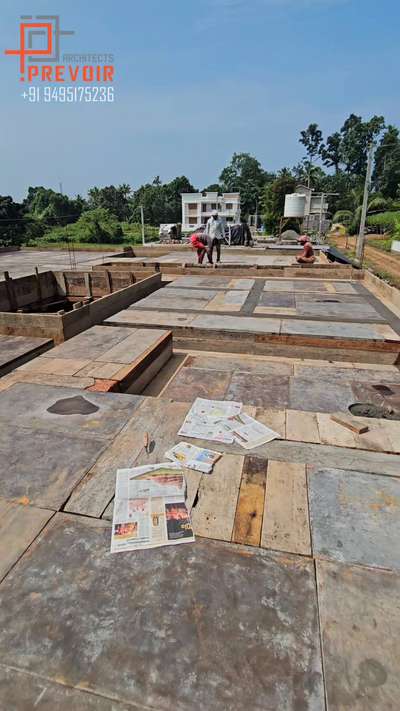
[366, 211, 400, 234]
[35, 208, 125, 244]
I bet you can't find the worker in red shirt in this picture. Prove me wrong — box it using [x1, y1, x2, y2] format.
[296, 235, 316, 264]
[190, 228, 208, 264]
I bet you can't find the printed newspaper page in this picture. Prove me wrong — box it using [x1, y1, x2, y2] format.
[111, 464, 195, 554]
[178, 397, 243, 443]
[222, 412, 281, 449]
[165, 442, 221, 473]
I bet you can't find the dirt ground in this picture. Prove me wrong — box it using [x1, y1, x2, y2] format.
[329, 233, 400, 288]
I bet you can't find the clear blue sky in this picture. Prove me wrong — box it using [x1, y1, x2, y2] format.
[1, 0, 399, 200]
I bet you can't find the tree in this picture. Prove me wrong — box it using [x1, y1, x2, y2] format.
[320, 132, 342, 173]
[261, 169, 296, 232]
[163, 176, 196, 223]
[340, 114, 385, 175]
[219, 153, 269, 216]
[0, 196, 25, 246]
[203, 183, 220, 192]
[87, 184, 132, 221]
[299, 123, 323, 186]
[292, 161, 326, 190]
[23, 187, 83, 225]
[130, 175, 195, 225]
[372, 126, 400, 199]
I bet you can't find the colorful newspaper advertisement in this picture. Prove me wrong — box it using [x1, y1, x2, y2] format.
[165, 442, 221, 474]
[111, 464, 195, 553]
[223, 412, 281, 449]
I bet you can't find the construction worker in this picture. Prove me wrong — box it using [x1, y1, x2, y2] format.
[296, 235, 316, 264]
[205, 210, 225, 264]
[190, 227, 207, 265]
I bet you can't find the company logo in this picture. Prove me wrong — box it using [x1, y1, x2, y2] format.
[5, 15, 74, 81]
[4, 14, 115, 89]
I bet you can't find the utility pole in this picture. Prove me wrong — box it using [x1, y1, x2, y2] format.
[140, 206, 145, 246]
[355, 143, 374, 265]
[318, 192, 324, 241]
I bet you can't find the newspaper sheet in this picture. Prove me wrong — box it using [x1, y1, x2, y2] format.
[222, 412, 280, 449]
[178, 398, 280, 450]
[165, 442, 221, 474]
[178, 397, 242, 443]
[111, 463, 195, 554]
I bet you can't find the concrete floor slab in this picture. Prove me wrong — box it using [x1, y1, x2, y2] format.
[296, 301, 385, 321]
[192, 313, 281, 333]
[163, 286, 219, 300]
[43, 325, 133, 360]
[169, 275, 233, 289]
[317, 560, 400, 710]
[259, 292, 296, 308]
[0, 423, 108, 509]
[281, 319, 394, 341]
[0, 515, 324, 710]
[184, 353, 294, 376]
[289, 377, 354, 413]
[227, 372, 291, 409]
[0, 665, 131, 711]
[160, 366, 231, 401]
[309, 468, 400, 570]
[108, 309, 196, 327]
[0, 249, 124, 279]
[0, 383, 142, 439]
[0, 335, 52, 375]
[0, 501, 53, 581]
[295, 364, 400, 384]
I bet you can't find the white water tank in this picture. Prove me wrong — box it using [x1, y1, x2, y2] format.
[284, 193, 306, 218]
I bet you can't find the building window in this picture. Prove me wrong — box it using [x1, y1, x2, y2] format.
[225, 203, 233, 210]
[187, 203, 198, 210]
[211, 203, 217, 210]
[202, 204, 208, 212]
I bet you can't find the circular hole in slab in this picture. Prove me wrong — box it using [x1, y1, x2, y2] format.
[348, 402, 400, 420]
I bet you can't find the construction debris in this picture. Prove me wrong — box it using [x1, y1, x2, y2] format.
[330, 413, 369, 434]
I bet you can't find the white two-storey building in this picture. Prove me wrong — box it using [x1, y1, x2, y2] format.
[181, 192, 240, 231]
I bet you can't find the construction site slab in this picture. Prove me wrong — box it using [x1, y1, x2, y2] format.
[0, 514, 324, 711]
[16, 324, 172, 393]
[309, 468, 400, 570]
[107, 275, 400, 362]
[160, 353, 400, 413]
[317, 560, 400, 711]
[0, 500, 53, 581]
[0, 334, 52, 376]
[0, 423, 107, 509]
[0, 382, 141, 439]
[0, 665, 131, 711]
[0, 248, 127, 279]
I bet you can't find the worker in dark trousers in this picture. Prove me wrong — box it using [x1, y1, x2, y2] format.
[205, 210, 225, 264]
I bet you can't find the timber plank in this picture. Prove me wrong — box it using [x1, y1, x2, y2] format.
[232, 456, 267, 546]
[254, 407, 286, 438]
[286, 409, 320, 444]
[64, 398, 189, 518]
[191, 454, 244, 541]
[0, 500, 54, 581]
[261, 460, 311, 556]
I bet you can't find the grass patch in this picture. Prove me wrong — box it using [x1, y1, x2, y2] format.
[368, 238, 393, 252]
